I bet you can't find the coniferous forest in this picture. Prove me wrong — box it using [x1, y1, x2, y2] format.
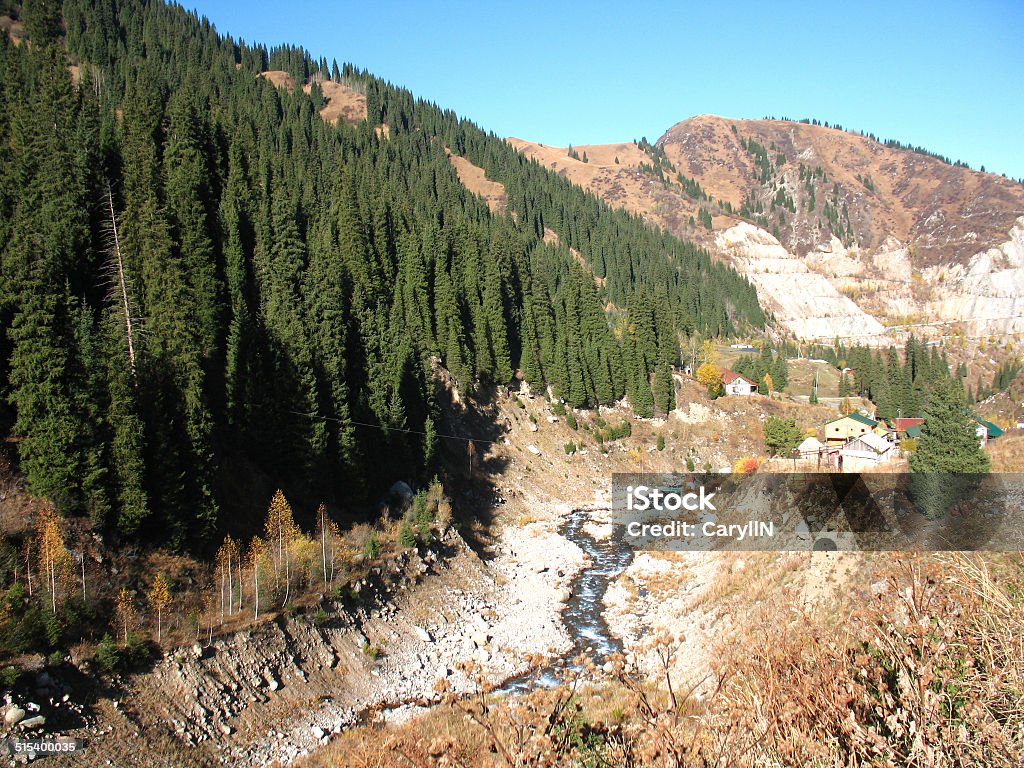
[0, 0, 765, 550]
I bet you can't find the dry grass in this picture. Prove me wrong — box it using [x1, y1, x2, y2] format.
[297, 553, 1024, 768]
[446, 151, 507, 215]
[987, 432, 1024, 472]
[259, 69, 295, 91]
[305, 79, 367, 125]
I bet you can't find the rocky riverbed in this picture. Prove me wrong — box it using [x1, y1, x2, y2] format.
[2, 501, 587, 767]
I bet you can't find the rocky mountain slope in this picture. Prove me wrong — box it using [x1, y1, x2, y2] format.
[510, 116, 1024, 344]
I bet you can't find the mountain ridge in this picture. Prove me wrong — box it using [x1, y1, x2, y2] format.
[509, 114, 1024, 344]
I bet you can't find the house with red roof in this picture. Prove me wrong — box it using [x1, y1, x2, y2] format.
[721, 369, 758, 396]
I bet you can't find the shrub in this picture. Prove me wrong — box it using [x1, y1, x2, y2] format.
[0, 666, 18, 690]
[364, 534, 381, 560]
[399, 523, 417, 548]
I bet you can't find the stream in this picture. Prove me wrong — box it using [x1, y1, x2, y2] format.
[500, 507, 634, 693]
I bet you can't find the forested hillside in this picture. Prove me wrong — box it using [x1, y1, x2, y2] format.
[0, 0, 764, 549]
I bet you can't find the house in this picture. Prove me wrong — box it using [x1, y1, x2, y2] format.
[824, 412, 877, 446]
[721, 369, 758, 396]
[975, 417, 1004, 446]
[841, 431, 895, 464]
[894, 417, 924, 434]
[796, 435, 842, 469]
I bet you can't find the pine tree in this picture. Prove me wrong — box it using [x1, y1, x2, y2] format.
[653, 359, 675, 415]
[909, 377, 990, 519]
[909, 378, 990, 474]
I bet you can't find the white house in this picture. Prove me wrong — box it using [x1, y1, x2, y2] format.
[721, 369, 758, 396]
[841, 431, 894, 464]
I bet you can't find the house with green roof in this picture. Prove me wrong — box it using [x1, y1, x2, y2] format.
[824, 412, 877, 446]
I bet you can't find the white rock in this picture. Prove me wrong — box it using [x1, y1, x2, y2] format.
[527, 444, 541, 455]
[471, 632, 489, 648]
[311, 725, 325, 740]
[413, 626, 432, 643]
[20, 715, 45, 729]
[4, 706, 25, 725]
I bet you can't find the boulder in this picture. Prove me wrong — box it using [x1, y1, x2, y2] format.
[389, 481, 414, 505]
[413, 626, 432, 643]
[471, 632, 489, 648]
[4, 706, 25, 726]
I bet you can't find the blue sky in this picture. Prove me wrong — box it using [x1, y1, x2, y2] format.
[191, 1, 1024, 179]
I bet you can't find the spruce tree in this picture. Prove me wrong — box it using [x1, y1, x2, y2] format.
[909, 378, 990, 474]
[909, 377, 990, 520]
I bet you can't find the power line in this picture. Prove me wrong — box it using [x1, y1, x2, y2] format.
[283, 409, 503, 446]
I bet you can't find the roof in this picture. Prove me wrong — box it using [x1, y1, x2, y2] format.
[894, 417, 924, 432]
[905, 425, 923, 438]
[844, 431, 892, 454]
[720, 369, 758, 386]
[797, 436, 824, 453]
[975, 417, 1004, 439]
[826, 412, 877, 427]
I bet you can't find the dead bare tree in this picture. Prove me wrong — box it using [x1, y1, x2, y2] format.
[103, 183, 138, 378]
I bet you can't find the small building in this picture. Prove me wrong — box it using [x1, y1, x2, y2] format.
[797, 436, 825, 455]
[841, 431, 895, 464]
[824, 412, 877, 446]
[894, 417, 924, 435]
[975, 417, 1004, 446]
[721, 369, 758, 396]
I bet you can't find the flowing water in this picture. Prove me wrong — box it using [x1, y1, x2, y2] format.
[500, 507, 634, 693]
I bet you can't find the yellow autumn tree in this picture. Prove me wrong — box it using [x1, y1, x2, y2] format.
[215, 534, 240, 622]
[115, 588, 135, 645]
[700, 339, 718, 366]
[696, 363, 722, 390]
[315, 504, 342, 592]
[36, 503, 72, 615]
[148, 574, 171, 643]
[763, 372, 774, 399]
[246, 536, 267, 621]
[264, 490, 298, 607]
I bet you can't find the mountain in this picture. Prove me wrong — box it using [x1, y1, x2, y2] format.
[0, 0, 764, 546]
[511, 116, 1024, 343]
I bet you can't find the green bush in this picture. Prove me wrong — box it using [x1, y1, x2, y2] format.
[566, 411, 578, 430]
[0, 666, 18, 690]
[93, 631, 150, 675]
[364, 534, 381, 559]
[657, 434, 665, 451]
[95, 634, 119, 674]
[399, 522, 417, 548]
